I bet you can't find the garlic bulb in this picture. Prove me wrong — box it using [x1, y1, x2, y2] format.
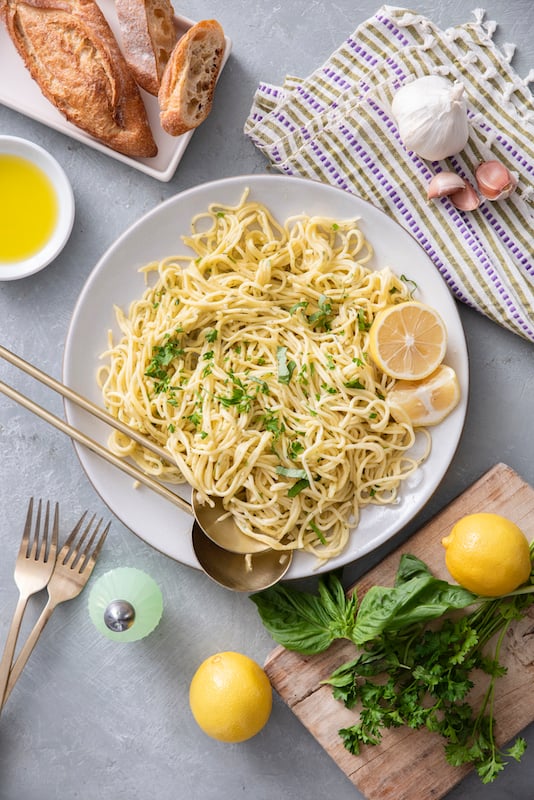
[391, 75, 469, 161]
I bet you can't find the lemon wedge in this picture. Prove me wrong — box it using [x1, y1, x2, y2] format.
[388, 364, 461, 427]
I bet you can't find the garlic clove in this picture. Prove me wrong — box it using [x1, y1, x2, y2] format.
[427, 172, 466, 199]
[450, 181, 480, 211]
[475, 160, 518, 200]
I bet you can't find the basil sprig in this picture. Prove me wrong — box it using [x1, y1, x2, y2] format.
[250, 572, 357, 654]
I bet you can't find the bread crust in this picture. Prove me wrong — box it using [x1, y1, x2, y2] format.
[116, 0, 177, 96]
[158, 19, 225, 137]
[1, 0, 157, 157]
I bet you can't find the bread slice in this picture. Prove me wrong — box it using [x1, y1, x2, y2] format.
[116, 0, 177, 96]
[1, 0, 157, 158]
[158, 19, 225, 137]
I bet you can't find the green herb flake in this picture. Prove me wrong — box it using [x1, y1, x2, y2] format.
[277, 346, 296, 385]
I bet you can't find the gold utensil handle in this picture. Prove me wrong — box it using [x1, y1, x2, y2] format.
[0, 599, 55, 709]
[0, 378, 192, 517]
[0, 595, 29, 711]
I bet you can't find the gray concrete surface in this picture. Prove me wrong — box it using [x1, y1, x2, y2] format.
[0, 1, 533, 798]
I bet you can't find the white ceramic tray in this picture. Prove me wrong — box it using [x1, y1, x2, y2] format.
[0, 4, 231, 182]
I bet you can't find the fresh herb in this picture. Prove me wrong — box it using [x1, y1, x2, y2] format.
[251, 571, 358, 654]
[288, 478, 310, 497]
[357, 308, 370, 331]
[262, 411, 285, 440]
[309, 520, 327, 545]
[145, 337, 184, 392]
[251, 552, 534, 784]
[275, 466, 308, 480]
[400, 274, 418, 297]
[216, 372, 255, 413]
[275, 465, 310, 497]
[288, 439, 304, 459]
[307, 294, 334, 330]
[344, 378, 366, 390]
[289, 301, 309, 315]
[277, 346, 296, 385]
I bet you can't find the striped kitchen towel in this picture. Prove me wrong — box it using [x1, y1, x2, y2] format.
[244, 5, 534, 343]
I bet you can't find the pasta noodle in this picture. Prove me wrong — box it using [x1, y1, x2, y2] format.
[98, 191, 430, 563]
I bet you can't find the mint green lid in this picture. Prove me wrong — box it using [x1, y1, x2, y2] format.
[88, 567, 163, 642]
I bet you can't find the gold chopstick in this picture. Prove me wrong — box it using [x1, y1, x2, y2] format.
[0, 346, 192, 516]
[0, 344, 171, 463]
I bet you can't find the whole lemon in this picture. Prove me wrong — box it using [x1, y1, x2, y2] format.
[189, 651, 272, 743]
[442, 513, 531, 597]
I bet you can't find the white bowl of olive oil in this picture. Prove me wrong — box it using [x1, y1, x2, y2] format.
[0, 135, 75, 280]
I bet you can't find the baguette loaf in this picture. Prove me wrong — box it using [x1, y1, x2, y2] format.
[1, 0, 157, 158]
[158, 19, 225, 137]
[116, 0, 177, 96]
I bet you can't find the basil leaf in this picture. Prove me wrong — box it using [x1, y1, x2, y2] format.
[250, 572, 357, 654]
[276, 466, 308, 479]
[353, 575, 477, 645]
[288, 478, 310, 497]
[394, 553, 434, 585]
[277, 346, 296, 385]
[344, 379, 366, 390]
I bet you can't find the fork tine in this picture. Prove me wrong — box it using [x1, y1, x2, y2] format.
[37, 502, 59, 563]
[80, 520, 110, 574]
[74, 516, 102, 571]
[57, 510, 88, 564]
[64, 514, 96, 569]
[19, 497, 34, 556]
[28, 499, 42, 560]
[36, 501, 49, 562]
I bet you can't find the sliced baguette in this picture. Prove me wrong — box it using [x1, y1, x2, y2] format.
[1, 0, 157, 158]
[158, 19, 225, 137]
[116, 0, 177, 96]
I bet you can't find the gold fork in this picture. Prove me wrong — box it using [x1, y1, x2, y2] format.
[0, 499, 59, 709]
[1, 511, 110, 710]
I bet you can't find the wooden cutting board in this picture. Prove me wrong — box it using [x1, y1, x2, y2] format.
[265, 463, 534, 800]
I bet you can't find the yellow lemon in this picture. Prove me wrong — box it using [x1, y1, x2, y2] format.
[368, 301, 447, 380]
[442, 513, 531, 597]
[189, 651, 272, 742]
[388, 364, 461, 427]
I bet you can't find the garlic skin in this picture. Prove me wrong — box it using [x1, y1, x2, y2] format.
[427, 172, 466, 199]
[391, 75, 469, 161]
[475, 160, 518, 200]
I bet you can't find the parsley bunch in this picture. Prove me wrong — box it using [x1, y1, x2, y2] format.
[251, 548, 534, 784]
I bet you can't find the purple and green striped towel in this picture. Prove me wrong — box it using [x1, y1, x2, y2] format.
[244, 5, 534, 343]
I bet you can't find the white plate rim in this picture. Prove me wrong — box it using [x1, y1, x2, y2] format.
[63, 174, 469, 579]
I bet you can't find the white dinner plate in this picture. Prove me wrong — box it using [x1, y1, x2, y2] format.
[0, 5, 231, 182]
[63, 175, 469, 579]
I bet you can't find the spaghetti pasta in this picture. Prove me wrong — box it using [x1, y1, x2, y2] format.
[98, 191, 430, 563]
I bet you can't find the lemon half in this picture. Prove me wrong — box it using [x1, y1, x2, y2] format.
[368, 301, 447, 380]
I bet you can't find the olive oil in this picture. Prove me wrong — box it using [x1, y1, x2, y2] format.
[0, 154, 58, 262]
